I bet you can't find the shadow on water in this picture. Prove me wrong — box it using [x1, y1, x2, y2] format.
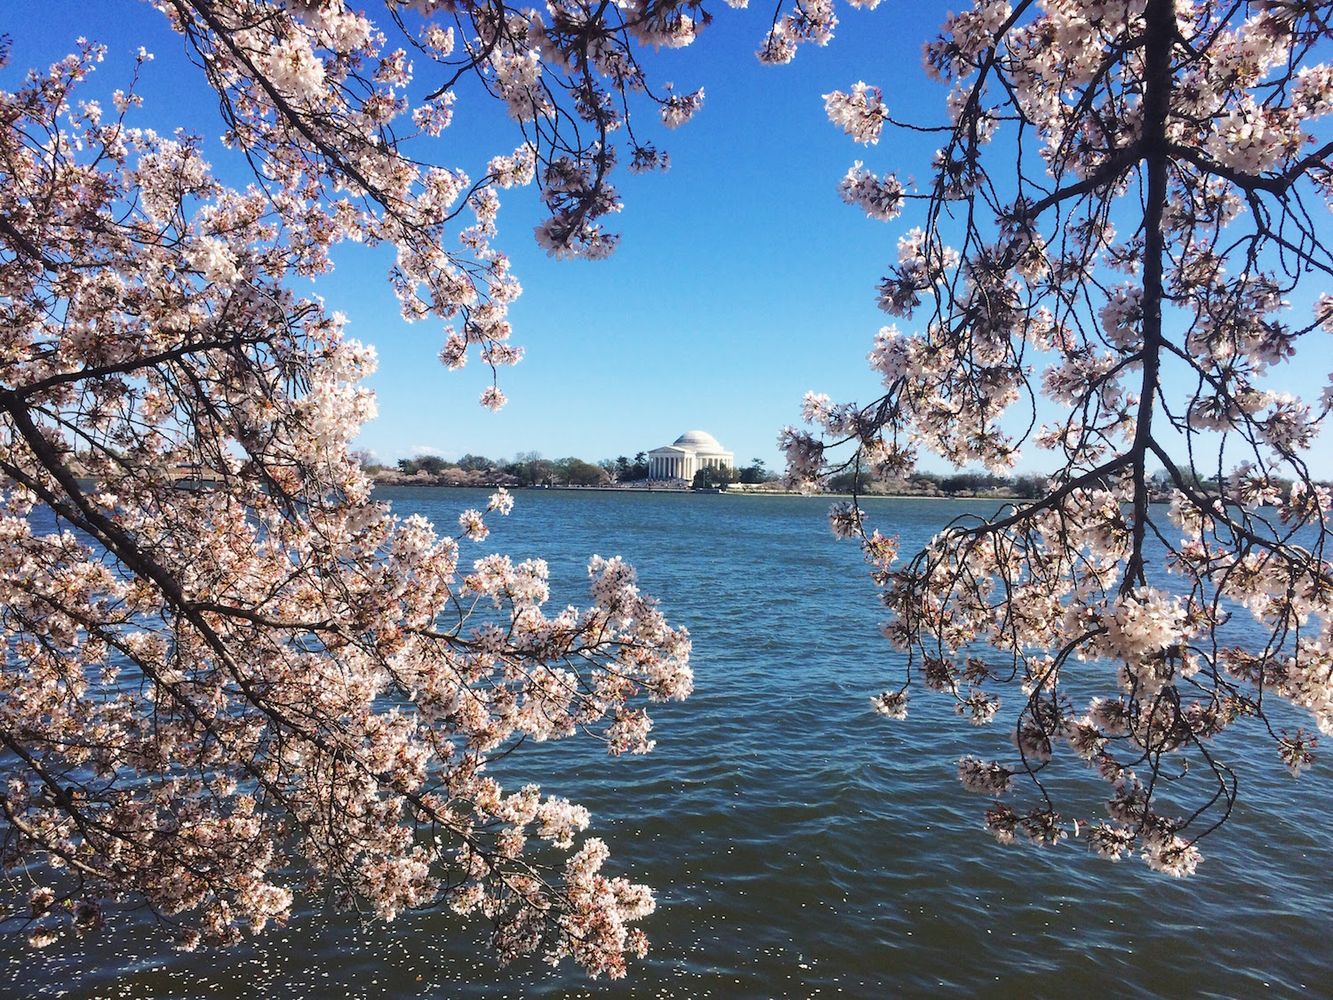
[5, 488, 1331, 998]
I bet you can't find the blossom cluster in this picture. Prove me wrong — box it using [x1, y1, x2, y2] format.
[792, 0, 1333, 873]
[0, 29, 693, 975]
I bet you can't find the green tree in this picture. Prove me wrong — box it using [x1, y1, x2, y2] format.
[505, 452, 554, 486]
[566, 459, 610, 486]
[414, 455, 452, 476]
[1011, 475, 1048, 500]
[738, 458, 771, 484]
[691, 465, 734, 489]
[938, 472, 1008, 495]
[826, 469, 866, 493]
[456, 453, 492, 473]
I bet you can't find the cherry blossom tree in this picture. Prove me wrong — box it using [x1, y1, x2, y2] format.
[789, 0, 1333, 875]
[0, 0, 714, 971]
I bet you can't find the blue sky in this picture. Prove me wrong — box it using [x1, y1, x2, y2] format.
[7, 3, 1333, 476]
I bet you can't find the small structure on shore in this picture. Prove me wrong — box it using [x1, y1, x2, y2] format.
[647, 430, 734, 481]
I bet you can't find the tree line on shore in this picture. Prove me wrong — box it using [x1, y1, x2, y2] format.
[372, 453, 1057, 494]
[369, 453, 1124, 498]
[361, 450, 781, 488]
[823, 467, 1332, 500]
[372, 451, 1092, 496]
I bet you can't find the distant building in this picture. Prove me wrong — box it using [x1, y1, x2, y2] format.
[647, 430, 735, 481]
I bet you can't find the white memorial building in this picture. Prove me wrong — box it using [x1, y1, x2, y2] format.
[647, 430, 735, 481]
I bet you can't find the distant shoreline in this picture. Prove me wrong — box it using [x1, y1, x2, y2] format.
[371, 481, 1042, 502]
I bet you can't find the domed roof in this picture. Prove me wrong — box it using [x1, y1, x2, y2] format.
[673, 430, 723, 450]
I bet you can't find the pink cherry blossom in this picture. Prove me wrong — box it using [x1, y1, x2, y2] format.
[792, 0, 1333, 874]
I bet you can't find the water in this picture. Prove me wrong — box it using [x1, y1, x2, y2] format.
[5, 488, 1331, 998]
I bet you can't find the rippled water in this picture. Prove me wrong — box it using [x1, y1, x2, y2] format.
[6, 488, 1331, 998]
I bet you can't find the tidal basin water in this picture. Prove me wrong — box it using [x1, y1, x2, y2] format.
[7, 488, 1332, 998]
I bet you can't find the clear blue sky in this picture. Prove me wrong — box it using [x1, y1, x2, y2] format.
[6, 3, 1332, 475]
